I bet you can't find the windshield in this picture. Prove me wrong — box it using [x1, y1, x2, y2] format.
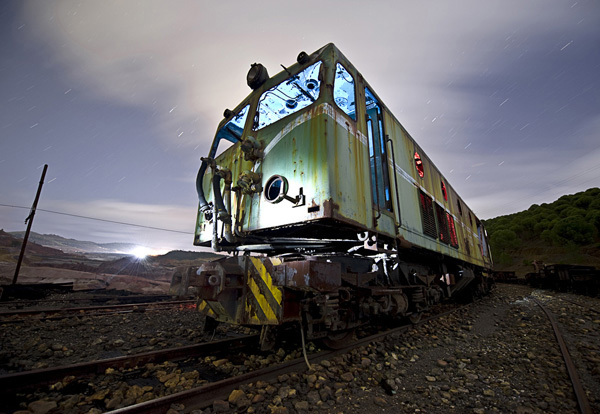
[253, 61, 322, 130]
[333, 63, 356, 120]
[211, 104, 250, 157]
[216, 104, 250, 143]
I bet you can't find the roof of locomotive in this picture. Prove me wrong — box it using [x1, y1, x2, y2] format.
[213, 43, 485, 228]
[215, 43, 339, 131]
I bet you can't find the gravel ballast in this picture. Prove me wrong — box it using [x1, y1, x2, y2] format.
[1, 284, 599, 413]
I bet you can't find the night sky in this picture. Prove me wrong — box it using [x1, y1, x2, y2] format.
[1, 1, 599, 253]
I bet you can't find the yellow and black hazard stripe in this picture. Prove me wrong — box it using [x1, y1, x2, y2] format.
[244, 257, 283, 324]
[198, 299, 235, 323]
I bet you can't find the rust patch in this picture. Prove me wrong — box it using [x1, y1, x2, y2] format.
[341, 271, 376, 286]
[322, 198, 340, 218]
[307, 199, 321, 215]
[396, 233, 414, 249]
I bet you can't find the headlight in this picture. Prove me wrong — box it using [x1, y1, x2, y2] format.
[264, 175, 288, 204]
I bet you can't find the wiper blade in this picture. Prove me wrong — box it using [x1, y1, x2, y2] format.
[291, 81, 316, 102]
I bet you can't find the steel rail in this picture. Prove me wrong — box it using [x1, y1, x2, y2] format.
[537, 289, 600, 314]
[0, 294, 174, 308]
[0, 306, 197, 324]
[0, 335, 259, 393]
[532, 298, 592, 414]
[0, 299, 196, 319]
[555, 296, 600, 314]
[108, 304, 470, 413]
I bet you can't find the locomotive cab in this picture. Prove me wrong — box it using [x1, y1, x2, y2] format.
[195, 44, 396, 253]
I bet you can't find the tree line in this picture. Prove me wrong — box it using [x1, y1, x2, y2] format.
[483, 188, 600, 265]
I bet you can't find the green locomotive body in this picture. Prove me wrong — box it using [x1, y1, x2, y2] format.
[187, 44, 492, 346]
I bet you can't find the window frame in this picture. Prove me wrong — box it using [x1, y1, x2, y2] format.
[365, 86, 393, 212]
[441, 181, 448, 201]
[435, 203, 451, 244]
[447, 213, 459, 248]
[333, 61, 357, 122]
[211, 103, 251, 158]
[414, 152, 424, 178]
[252, 60, 324, 131]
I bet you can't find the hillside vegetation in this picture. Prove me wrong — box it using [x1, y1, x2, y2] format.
[483, 187, 600, 276]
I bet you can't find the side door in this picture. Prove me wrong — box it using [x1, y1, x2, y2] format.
[365, 87, 392, 214]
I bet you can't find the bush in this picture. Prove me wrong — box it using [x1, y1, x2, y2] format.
[586, 210, 600, 233]
[560, 207, 586, 218]
[551, 216, 596, 245]
[589, 198, 600, 211]
[574, 195, 594, 209]
[490, 229, 521, 251]
[533, 221, 550, 235]
[484, 188, 600, 257]
[541, 229, 554, 244]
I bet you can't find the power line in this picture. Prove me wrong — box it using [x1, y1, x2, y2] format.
[0, 203, 194, 235]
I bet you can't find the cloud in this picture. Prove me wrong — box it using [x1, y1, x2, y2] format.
[34, 198, 200, 251]
[23, 1, 591, 146]
[0, 198, 200, 251]
[467, 144, 600, 218]
[17, 0, 599, 234]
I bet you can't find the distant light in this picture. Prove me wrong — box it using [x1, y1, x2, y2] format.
[128, 246, 170, 259]
[130, 246, 150, 259]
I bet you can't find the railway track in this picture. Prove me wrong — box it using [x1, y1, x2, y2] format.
[11, 287, 594, 413]
[532, 290, 600, 414]
[0, 300, 196, 323]
[0, 294, 175, 308]
[491, 287, 599, 413]
[551, 295, 600, 314]
[0, 302, 469, 414]
[108, 305, 470, 413]
[0, 335, 259, 412]
[532, 298, 593, 414]
[8, 285, 592, 412]
[498, 283, 600, 313]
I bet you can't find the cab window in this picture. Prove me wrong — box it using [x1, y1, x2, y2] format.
[333, 63, 356, 120]
[213, 104, 250, 156]
[253, 61, 322, 130]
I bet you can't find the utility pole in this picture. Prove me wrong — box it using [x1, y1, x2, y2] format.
[12, 164, 48, 285]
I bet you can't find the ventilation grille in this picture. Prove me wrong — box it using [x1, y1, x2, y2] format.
[435, 204, 450, 244]
[419, 191, 437, 239]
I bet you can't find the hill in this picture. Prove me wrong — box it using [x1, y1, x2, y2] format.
[483, 187, 600, 276]
[0, 229, 66, 262]
[8, 231, 137, 254]
[0, 230, 221, 291]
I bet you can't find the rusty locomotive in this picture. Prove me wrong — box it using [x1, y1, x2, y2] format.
[179, 43, 493, 348]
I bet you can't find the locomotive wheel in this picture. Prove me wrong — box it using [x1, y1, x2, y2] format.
[409, 312, 422, 324]
[322, 329, 355, 350]
[203, 316, 219, 333]
[321, 307, 358, 349]
[259, 325, 277, 351]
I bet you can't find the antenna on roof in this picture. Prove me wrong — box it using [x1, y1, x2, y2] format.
[280, 64, 292, 76]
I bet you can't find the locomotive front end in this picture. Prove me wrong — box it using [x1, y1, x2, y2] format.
[193, 51, 333, 253]
[193, 44, 375, 255]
